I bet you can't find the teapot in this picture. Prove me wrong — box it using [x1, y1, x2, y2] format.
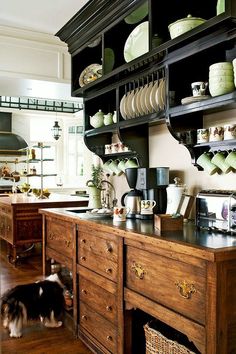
[104, 112, 113, 126]
[90, 109, 104, 128]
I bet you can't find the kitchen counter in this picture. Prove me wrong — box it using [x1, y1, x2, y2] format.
[0, 194, 89, 264]
[40, 207, 236, 253]
[40, 207, 236, 353]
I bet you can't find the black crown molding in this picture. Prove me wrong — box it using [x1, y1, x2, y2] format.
[56, 0, 141, 54]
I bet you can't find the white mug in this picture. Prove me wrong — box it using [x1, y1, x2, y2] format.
[140, 200, 156, 215]
[113, 206, 130, 222]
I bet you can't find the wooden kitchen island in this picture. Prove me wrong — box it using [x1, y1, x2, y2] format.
[39, 207, 236, 354]
[0, 194, 88, 264]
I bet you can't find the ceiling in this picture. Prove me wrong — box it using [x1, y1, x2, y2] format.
[0, 0, 89, 35]
[0, 0, 90, 111]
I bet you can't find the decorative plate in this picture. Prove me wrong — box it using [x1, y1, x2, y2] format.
[120, 93, 128, 119]
[79, 63, 102, 87]
[103, 48, 115, 74]
[124, 21, 149, 63]
[124, 2, 148, 24]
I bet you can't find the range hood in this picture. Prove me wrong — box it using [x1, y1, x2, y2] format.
[0, 112, 28, 156]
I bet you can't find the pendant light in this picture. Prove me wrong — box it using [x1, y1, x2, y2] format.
[52, 121, 62, 140]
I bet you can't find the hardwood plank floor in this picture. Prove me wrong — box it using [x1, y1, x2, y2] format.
[0, 241, 92, 354]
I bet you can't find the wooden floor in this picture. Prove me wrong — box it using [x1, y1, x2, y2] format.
[0, 241, 92, 354]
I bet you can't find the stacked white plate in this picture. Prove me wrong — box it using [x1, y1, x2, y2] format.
[209, 62, 235, 97]
[233, 58, 236, 87]
[119, 79, 166, 119]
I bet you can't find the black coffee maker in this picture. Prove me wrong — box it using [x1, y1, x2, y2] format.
[136, 167, 169, 218]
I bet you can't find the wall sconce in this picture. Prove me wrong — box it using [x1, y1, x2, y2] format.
[52, 121, 62, 140]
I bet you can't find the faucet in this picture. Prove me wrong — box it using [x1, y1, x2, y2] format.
[101, 179, 118, 209]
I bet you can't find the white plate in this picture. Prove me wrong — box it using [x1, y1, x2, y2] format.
[120, 93, 128, 119]
[159, 78, 166, 110]
[131, 88, 140, 117]
[181, 95, 210, 105]
[124, 21, 149, 63]
[135, 86, 146, 116]
[156, 78, 164, 110]
[126, 89, 136, 119]
[144, 82, 154, 113]
[150, 80, 159, 112]
[86, 211, 113, 219]
[140, 83, 149, 115]
[79, 63, 102, 87]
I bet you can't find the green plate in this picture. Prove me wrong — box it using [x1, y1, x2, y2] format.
[124, 2, 148, 25]
[104, 48, 115, 74]
[124, 21, 149, 63]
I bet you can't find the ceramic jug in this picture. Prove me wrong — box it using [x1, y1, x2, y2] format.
[90, 109, 104, 128]
[104, 112, 113, 125]
[166, 177, 186, 215]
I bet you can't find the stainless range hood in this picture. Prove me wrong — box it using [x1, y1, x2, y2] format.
[0, 112, 28, 155]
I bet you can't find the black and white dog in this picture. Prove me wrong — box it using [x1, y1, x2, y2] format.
[1, 269, 72, 338]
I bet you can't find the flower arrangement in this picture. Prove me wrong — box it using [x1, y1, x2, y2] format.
[86, 164, 104, 189]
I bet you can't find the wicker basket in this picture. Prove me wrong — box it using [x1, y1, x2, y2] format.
[144, 321, 196, 354]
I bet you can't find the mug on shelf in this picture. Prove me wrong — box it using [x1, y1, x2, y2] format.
[140, 200, 157, 215]
[118, 159, 127, 173]
[224, 124, 236, 140]
[211, 151, 232, 174]
[108, 159, 123, 176]
[125, 157, 139, 169]
[113, 206, 130, 222]
[196, 152, 219, 175]
[209, 126, 224, 142]
[105, 144, 112, 154]
[225, 150, 236, 169]
[197, 128, 209, 143]
[103, 159, 114, 175]
[191, 81, 208, 97]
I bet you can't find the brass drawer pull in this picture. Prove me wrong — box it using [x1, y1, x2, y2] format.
[175, 280, 196, 299]
[81, 289, 87, 295]
[106, 335, 113, 341]
[106, 305, 112, 312]
[106, 268, 112, 274]
[81, 315, 87, 321]
[80, 256, 86, 262]
[131, 262, 145, 279]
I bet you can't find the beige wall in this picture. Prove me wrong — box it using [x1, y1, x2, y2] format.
[112, 108, 236, 214]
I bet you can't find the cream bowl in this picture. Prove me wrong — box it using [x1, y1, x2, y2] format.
[209, 62, 233, 71]
[209, 83, 235, 97]
[209, 76, 234, 84]
[209, 68, 233, 77]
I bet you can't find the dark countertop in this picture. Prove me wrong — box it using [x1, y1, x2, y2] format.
[39, 207, 236, 256]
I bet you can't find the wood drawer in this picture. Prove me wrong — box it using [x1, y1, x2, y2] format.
[79, 275, 117, 323]
[78, 229, 118, 281]
[126, 246, 206, 325]
[0, 214, 13, 243]
[46, 218, 74, 258]
[79, 301, 117, 353]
